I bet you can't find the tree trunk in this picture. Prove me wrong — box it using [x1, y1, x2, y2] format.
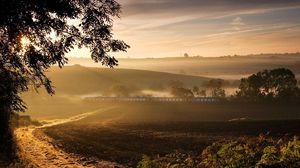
[0, 105, 14, 160]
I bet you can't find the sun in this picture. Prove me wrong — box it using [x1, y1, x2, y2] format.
[21, 36, 31, 48]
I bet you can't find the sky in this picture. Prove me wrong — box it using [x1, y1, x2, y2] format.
[67, 0, 300, 58]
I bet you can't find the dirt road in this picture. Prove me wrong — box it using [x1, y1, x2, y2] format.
[15, 108, 125, 168]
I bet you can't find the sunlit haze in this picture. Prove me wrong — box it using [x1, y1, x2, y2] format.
[67, 0, 300, 58]
[2, 1, 300, 167]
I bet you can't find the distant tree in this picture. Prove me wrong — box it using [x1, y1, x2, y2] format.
[169, 81, 194, 98]
[0, 0, 129, 159]
[236, 68, 300, 102]
[184, 53, 189, 58]
[192, 86, 207, 97]
[192, 86, 200, 95]
[212, 88, 226, 98]
[199, 89, 207, 97]
[205, 79, 226, 98]
[171, 87, 194, 98]
[236, 74, 264, 101]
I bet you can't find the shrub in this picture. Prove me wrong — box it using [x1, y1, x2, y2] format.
[137, 152, 199, 168]
[200, 136, 300, 168]
[137, 136, 300, 168]
[137, 155, 158, 168]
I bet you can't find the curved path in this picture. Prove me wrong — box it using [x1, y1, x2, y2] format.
[15, 108, 125, 168]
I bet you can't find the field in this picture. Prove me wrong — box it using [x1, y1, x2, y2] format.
[42, 102, 300, 167]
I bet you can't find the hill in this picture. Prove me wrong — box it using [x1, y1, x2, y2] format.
[69, 53, 300, 80]
[22, 65, 210, 119]
[45, 65, 210, 95]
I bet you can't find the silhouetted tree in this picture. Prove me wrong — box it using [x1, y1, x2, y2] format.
[171, 87, 194, 98]
[169, 81, 194, 98]
[212, 88, 226, 98]
[184, 53, 189, 58]
[0, 0, 129, 160]
[236, 68, 300, 102]
[192, 86, 206, 97]
[192, 86, 200, 95]
[205, 79, 226, 98]
[199, 89, 207, 97]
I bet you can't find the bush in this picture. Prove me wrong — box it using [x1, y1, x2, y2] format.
[137, 136, 300, 168]
[200, 135, 300, 168]
[137, 151, 200, 168]
[137, 155, 158, 168]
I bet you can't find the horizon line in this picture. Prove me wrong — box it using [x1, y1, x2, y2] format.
[68, 52, 300, 60]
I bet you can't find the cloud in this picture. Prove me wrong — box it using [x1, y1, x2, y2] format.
[121, 0, 300, 18]
[116, 0, 300, 32]
[231, 17, 245, 30]
[69, 0, 300, 58]
[231, 17, 245, 26]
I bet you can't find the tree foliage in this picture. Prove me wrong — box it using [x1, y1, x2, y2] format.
[192, 86, 207, 97]
[205, 79, 226, 98]
[236, 68, 300, 102]
[168, 81, 194, 98]
[0, 0, 129, 112]
[0, 0, 128, 159]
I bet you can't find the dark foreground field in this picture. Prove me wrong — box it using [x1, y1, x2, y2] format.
[43, 120, 300, 167]
[42, 102, 300, 167]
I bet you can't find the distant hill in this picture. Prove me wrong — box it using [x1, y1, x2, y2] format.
[45, 65, 210, 95]
[68, 53, 300, 80]
[22, 53, 300, 119]
[22, 65, 210, 119]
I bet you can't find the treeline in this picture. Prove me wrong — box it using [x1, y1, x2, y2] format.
[169, 79, 226, 98]
[235, 68, 300, 103]
[169, 68, 300, 103]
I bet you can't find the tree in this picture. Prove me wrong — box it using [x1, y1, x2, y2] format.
[236, 68, 300, 102]
[169, 81, 194, 98]
[235, 74, 264, 101]
[199, 89, 207, 97]
[212, 88, 226, 98]
[184, 53, 189, 58]
[205, 79, 226, 98]
[192, 86, 200, 96]
[192, 86, 206, 97]
[171, 87, 194, 98]
[264, 68, 298, 100]
[0, 0, 129, 159]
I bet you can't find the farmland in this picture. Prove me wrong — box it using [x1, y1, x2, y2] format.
[42, 101, 300, 167]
